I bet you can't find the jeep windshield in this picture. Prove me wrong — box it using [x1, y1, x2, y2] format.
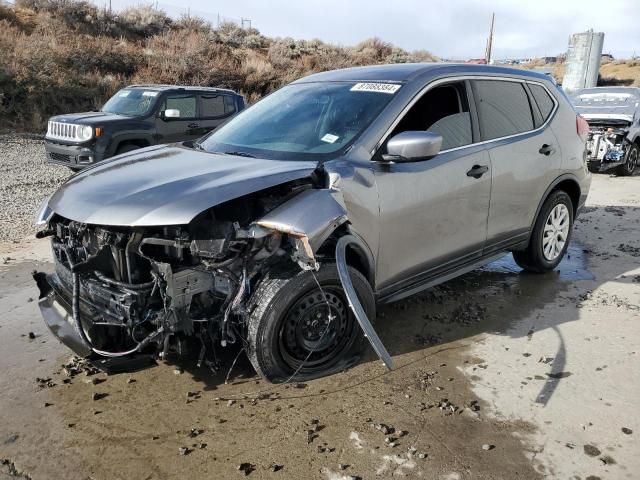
[200, 82, 399, 161]
[101, 89, 159, 116]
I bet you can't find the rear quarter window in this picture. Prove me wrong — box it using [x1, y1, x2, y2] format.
[473, 80, 534, 141]
[529, 84, 556, 125]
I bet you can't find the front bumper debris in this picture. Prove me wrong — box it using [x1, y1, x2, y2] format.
[587, 159, 623, 172]
[35, 273, 93, 357]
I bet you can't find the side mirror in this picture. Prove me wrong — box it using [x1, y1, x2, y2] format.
[382, 131, 442, 163]
[161, 109, 180, 120]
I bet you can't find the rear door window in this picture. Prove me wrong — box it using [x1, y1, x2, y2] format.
[200, 94, 236, 118]
[528, 83, 556, 125]
[473, 80, 534, 141]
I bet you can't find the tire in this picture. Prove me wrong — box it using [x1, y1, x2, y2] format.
[513, 190, 574, 273]
[246, 262, 375, 383]
[115, 143, 140, 155]
[617, 144, 638, 176]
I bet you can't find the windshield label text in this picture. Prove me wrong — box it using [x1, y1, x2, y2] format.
[350, 83, 401, 94]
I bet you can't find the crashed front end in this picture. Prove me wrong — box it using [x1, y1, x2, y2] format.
[34, 179, 330, 367]
[572, 89, 639, 173]
[583, 117, 633, 172]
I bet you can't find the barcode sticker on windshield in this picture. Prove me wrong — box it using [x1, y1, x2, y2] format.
[351, 83, 401, 94]
[142, 91, 158, 97]
[321, 133, 339, 144]
[118, 90, 131, 97]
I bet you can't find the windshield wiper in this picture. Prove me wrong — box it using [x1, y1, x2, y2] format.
[221, 151, 256, 158]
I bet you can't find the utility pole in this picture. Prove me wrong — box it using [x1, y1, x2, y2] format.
[241, 18, 252, 29]
[485, 12, 495, 64]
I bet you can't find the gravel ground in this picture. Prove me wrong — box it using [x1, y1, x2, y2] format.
[1, 175, 638, 480]
[0, 134, 69, 244]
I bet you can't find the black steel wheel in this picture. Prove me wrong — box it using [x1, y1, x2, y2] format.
[279, 286, 354, 372]
[246, 262, 375, 383]
[618, 144, 638, 176]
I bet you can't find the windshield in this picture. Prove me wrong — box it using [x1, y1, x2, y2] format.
[200, 82, 400, 160]
[102, 89, 160, 116]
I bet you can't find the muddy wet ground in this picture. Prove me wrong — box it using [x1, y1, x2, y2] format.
[1, 175, 639, 480]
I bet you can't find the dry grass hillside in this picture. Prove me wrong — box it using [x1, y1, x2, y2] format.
[599, 59, 640, 86]
[519, 58, 640, 88]
[0, 0, 437, 131]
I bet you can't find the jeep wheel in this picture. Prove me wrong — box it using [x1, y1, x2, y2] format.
[246, 262, 375, 383]
[617, 144, 638, 176]
[513, 190, 574, 273]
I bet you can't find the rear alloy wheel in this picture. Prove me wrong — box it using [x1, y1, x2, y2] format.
[246, 262, 375, 383]
[542, 203, 571, 261]
[513, 190, 574, 273]
[618, 144, 638, 176]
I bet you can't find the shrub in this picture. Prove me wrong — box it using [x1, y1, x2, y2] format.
[0, 0, 438, 131]
[117, 5, 171, 38]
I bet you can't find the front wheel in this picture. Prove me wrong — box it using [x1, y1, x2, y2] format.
[513, 190, 574, 273]
[617, 144, 638, 176]
[246, 262, 375, 383]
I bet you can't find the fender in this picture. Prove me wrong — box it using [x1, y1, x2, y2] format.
[254, 187, 377, 288]
[255, 188, 348, 269]
[107, 132, 154, 157]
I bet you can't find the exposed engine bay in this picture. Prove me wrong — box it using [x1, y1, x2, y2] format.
[36, 179, 317, 368]
[585, 121, 632, 171]
[586, 124, 629, 163]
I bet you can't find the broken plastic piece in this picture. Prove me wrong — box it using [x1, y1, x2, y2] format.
[335, 235, 394, 370]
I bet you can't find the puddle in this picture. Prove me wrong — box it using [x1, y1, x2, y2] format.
[483, 243, 594, 281]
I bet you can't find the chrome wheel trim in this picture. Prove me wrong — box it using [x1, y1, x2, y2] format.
[542, 203, 570, 261]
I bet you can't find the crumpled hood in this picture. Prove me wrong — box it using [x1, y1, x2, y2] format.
[573, 99, 637, 124]
[578, 110, 634, 123]
[47, 145, 318, 226]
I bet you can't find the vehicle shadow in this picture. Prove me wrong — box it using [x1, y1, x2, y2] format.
[172, 205, 638, 404]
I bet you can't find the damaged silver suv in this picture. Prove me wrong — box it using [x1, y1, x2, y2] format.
[34, 64, 591, 382]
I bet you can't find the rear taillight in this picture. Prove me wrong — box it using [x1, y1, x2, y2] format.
[576, 115, 589, 142]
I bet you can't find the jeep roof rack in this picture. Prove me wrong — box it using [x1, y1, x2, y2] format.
[125, 84, 238, 94]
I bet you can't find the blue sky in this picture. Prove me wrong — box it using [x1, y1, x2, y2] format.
[98, 0, 638, 59]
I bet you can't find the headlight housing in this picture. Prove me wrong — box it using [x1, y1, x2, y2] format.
[77, 125, 93, 141]
[35, 195, 53, 227]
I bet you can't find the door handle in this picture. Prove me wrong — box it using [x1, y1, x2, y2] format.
[188, 122, 200, 129]
[539, 144, 555, 156]
[466, 165, 489, 179]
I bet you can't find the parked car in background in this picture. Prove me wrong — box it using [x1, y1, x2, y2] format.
[569, 86, 640, 175]
[44, 85, 245, 170]
[34, 64, 590, 382]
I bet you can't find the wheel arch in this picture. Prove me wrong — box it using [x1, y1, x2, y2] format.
[252, 188, 376, 288]
[108, 135, 153, 157]
[319, 226, 376, 288]
[528, 174, 581, 243]
[538, 174, 581, 217]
